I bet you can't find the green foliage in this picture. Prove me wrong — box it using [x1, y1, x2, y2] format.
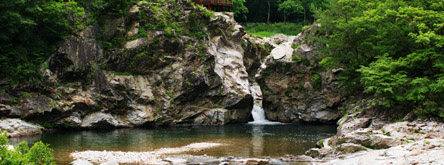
[232, 0, 249, 21]
[292, 53, 302, 62]
[243, 22, 303, 37]
[0, 132, 55, 165]
[243, 0, 327, 23]
[310, 73, 322, 90]
[278, 0, 303, 22]
[317, 0, 444, 117]
[0, 0, 85, 82]
[77, 0, 135, 18]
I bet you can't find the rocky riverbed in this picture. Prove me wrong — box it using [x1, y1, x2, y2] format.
[306, 102, 444, 165]
[70, 142, 223, 164]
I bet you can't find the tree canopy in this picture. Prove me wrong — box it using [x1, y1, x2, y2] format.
[317, 0, 444, 117]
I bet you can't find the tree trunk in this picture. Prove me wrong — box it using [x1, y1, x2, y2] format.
[304, 7, 306, 25]
[284, 14, 287, 24]
[267, 0, 270, 24]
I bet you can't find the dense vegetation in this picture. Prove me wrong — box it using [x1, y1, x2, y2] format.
[0, 0, 84, 82]
[236, 0, 327, 24]
[235, 0, 327, 38]
[0, 0, 138, 83]
[0, 132, 55, 164]
[317, 0, 444, 118]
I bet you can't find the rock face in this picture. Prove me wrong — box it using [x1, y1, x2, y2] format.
[0, 2, 269, 130]
[0, 2, 343, 131]
[0, 119, 42, 138]
[256, 25, 342, 123]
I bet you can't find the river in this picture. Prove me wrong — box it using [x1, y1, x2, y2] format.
[11, 123, 335, 164]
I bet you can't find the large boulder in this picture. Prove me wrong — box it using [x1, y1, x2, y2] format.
[0, 119, 42, 138]
[80, 112, 128, 128]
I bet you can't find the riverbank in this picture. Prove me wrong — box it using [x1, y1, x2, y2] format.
[306, 103, 444, 165]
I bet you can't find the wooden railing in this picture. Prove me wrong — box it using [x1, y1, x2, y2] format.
[191, 0, 233, 6]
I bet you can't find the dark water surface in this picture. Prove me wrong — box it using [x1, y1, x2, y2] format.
[12, 123, 336, 164]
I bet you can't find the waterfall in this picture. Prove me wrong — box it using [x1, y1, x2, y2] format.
[248, 82, 281, 125]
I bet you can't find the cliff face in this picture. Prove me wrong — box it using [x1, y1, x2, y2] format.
[253, 25, 343, 123]
[1, 2, 260, 129]
[0, 1, 343, 131]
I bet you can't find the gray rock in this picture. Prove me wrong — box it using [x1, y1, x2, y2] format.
[81, 112, 124, 128]
[21, 97, 59, 119]
[257, 25, 342, 123]
[0, 119, 42, 138]
[57, 112, 82, 128]
[336, 143, 368, 153]
[70, 159, 94, 165]
[337, 117, 371, 136]
[370, 134, 398, 149]
[47, 25, 100, 82]
[194, 108, 229, 125]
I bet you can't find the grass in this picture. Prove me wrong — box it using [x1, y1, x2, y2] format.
[242, 22, 304, 38]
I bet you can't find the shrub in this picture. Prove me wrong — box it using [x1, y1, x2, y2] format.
[0, 132, 55, 165]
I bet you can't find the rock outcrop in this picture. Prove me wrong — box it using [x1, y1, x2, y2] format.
[255, 25, 343, 123]
[0, 1, 344, 132]
[0, 2, 265, 130]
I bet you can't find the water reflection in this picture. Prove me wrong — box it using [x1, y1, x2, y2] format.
[251, 125, 264, 156]
[12, 123, 336, 164]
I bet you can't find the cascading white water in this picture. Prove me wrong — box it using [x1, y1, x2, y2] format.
[251, 104, 267, 121]
[248, 82, 281, 125]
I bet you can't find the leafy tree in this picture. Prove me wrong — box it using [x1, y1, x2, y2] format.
[317, 0, 444, 117]
[232, 0, 249, 22]
[278, 0, 303, 23]
[243, 0, 281, 22]
[0, 0, 84, 82]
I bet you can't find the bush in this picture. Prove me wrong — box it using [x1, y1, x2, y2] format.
[0, 132, 55, 165]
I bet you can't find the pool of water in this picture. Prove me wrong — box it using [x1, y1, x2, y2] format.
[11, 123, 336, 164]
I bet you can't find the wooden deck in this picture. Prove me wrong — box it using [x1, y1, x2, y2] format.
[191, 0, 233, 11]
